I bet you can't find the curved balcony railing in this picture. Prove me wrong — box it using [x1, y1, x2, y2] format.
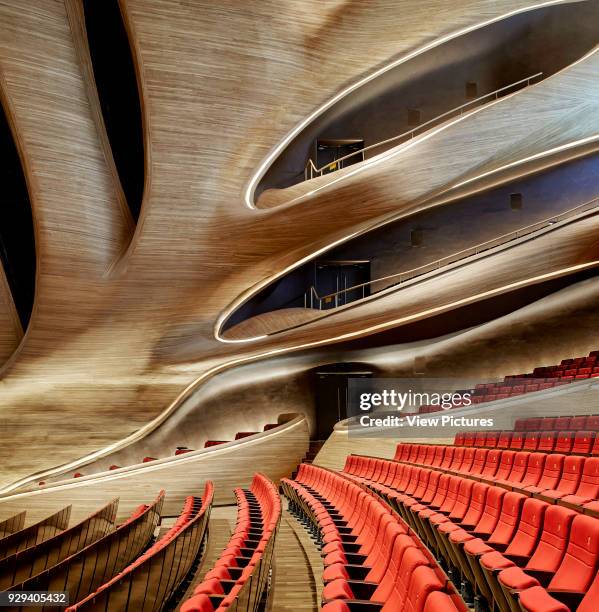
[305, 195, 599, 309]
[304, 72, 543, 181]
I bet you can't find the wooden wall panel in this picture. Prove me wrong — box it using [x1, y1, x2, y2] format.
[0, 416, 309, 523]
[0, 0, 595, 490]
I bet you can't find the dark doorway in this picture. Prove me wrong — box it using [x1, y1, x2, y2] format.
[0, 100, 35, 328]
[313, 364, 373, 439]
[82, 0, 144, 221]
[315, 139, 364, 175]
[312, 260, 370, 309]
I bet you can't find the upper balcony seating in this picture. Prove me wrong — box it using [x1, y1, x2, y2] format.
[66, 482, 213, 611]
[280, 464, 466, 612]
[9, 491, 164, 604]
[0, 499, 117, 590]
[179, 474, 281, 612]
[341, 449, 599, 612]
[0, 506, 70, 561]
[55, 418, 291, 484]
[419, 350, 599, 414]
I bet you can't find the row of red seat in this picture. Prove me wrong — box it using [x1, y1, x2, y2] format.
[11, 491, 164, 603]
[391, 444, 599, 510]
[453, 429, 598, 454]
[180, 474, 281, 612]
[420, 350, 598, 413]
[513, 414, 599, 431]
[66, 423, 283, 480]
[343, 454, 599, 611]
[281, 464, 465, 611]
[67, 481, 214, 611]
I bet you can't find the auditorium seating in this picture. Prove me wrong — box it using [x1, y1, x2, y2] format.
[179, 474, 281, 612]
[67, 481, 213, 611]
[0, 511, 26, 540]
[0, 505, 70, 560]
[339, 444, 599, 611]
[0, 499, 118, 589]
[419, 350, 599, 413]
[9, 491, 164, 603]
[54, 417, 293, 484]
[279, 463, 466, 611]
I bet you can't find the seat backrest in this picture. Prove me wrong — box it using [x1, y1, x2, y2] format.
[494, 451, 516, 479]
[488, 492, 526, 546]
[484, 431, 499, 448]
[578, 570, 599, 612]
[572, 431, 595, 455]
[540, 417, 557, 431]
[449, 478, 474, 520]
[473, 486, 506, 536]
[523, 432, 540, 451]
[399, 566, 444, 612]
[575, 457, 599, 499]
[509, 432, 524, 450]
[520, 453, 546, 487]
[507, 451, 531, 482]
[554, 455, 584, 495]
[468, 449, 489, 475]
[480, 449, 501, 477]
[458, 482, 489, 528]
[554, 431, 574, 454]
[526, 505, 578, 573]
[504, 498, 548, 558]
[536, 454, 566, 489]
[548, 514, 599, 593]
[497, 431, 513, 449]
[569, 416, 588, 431]
[423, 592, 461, 612]
[375, 543, 428, 605]
[538, 431, 556, 452]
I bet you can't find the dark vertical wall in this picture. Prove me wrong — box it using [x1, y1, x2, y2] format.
[0, 100, 35, 328]
[82, 0, 144, 221]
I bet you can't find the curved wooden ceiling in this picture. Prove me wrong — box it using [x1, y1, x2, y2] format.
[0, 0, 596, 488]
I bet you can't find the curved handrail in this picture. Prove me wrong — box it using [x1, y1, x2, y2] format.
[304, 72, 543, 181]
[307, 195, 599, 308]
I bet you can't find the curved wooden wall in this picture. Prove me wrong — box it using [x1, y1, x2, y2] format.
[0, 0, 596, 490]
[0, 415, 309, 523]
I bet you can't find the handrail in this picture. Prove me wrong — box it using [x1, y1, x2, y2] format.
[304, 72, 543, 181]
[307, 195, 599, 309]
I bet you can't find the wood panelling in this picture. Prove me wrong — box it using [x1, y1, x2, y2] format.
[0, 416, 309, 523]
[0, 0, 596, 491]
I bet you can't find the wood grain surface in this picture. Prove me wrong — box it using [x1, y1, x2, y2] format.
[0, 0, 596, 492]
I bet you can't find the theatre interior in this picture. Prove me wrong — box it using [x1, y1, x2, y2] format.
[0, 0, 598, 610]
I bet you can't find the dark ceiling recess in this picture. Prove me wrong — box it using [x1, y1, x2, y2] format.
[0, 101, 36, 329]
[82, 0, 144, 221]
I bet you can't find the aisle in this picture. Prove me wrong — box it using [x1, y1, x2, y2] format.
[267, 504, 324, 611]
